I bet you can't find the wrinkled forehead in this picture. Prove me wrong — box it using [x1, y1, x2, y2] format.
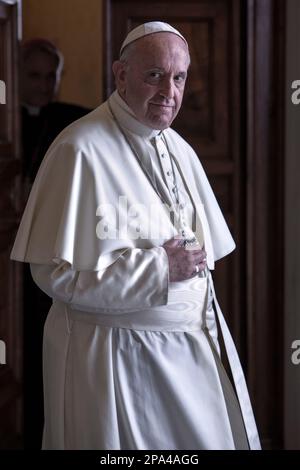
[24, 49, 59, 70]
[130, 32, 190, 67]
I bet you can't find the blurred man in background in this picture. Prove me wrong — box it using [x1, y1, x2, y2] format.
[21, 38, 90, 184]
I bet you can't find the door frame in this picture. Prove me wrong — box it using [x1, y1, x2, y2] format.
[104, 0, 286, 448]
[246, 0, 285, 449]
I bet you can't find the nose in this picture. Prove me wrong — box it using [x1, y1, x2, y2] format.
[159, 77, 175, 100]
[37, 75, 56, 96]
[41, 79, 49, 93]
[35, 77, 48, 95]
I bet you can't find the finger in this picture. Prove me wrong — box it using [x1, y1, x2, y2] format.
[198, 260, 207, 270]
[198, 253, 207, 263]
[190, 264, 206, 278]
[193, 251, 207, 263]
[186, 251, 206, 262]
[192, 249, 206, 258]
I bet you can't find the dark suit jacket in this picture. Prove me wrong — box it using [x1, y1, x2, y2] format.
[22, 101, 91, 182]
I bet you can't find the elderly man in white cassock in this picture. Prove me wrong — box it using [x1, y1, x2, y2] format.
[11, 22, 261, 450]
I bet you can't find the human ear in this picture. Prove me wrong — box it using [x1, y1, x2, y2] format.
[112, 60, 127, 94]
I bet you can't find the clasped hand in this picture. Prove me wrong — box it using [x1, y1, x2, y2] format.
[163, 237, 207, 282]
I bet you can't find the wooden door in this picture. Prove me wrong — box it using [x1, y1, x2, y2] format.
[104, 0, 285, 449]
[105, 0, 244, 349]
[0, 0, 22, 449]
[246, 0, 285, 449]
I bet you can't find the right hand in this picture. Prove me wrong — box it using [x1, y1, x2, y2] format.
[162, 237, 207, 282]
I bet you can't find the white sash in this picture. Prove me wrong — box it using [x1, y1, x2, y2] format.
[207, 272, 261, 449]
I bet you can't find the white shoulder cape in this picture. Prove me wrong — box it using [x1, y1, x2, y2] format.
[11, 100, 235, 271]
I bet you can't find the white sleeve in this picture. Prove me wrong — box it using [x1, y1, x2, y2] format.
[30, 247, 169, 313]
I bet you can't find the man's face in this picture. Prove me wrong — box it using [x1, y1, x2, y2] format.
[114, 33, 190, 130]
[22, 50, 60, 107]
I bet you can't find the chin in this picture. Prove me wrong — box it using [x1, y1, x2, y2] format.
[29, 99, 49, 108]
[158, 123, 170, 130]
[147, 116, 172, 130]
[157, 121, 172, 130]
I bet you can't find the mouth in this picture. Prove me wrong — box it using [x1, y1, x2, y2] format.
[149, 103, 174, 110]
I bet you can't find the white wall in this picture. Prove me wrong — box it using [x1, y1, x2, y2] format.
[284, 0, 300, 450]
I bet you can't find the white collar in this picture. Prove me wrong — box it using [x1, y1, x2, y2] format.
[108, 90, 162, 140]
[23, 103, 41, 116]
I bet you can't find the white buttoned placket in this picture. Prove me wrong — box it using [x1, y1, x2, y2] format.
[152, 134, 195, 242]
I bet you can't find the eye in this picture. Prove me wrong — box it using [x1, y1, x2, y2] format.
[174, 74, 186, 83]
[148, 71, 161, 79]
[145, 70, 163, 84]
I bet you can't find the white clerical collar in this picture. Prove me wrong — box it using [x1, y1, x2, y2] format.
[108, 90, 162, 139]
[23, 103, 41, 116]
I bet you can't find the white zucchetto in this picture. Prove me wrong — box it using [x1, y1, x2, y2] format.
[120, 21, 188, 57]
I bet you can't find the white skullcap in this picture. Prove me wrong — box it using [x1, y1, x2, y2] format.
[120, 21, 188, 57]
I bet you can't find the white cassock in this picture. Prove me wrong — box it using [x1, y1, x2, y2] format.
[11, 91, 261, 450]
